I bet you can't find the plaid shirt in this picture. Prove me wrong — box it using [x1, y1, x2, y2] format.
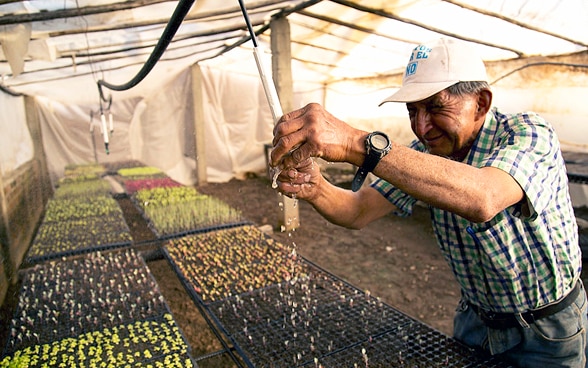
[372, 107, 580, 313]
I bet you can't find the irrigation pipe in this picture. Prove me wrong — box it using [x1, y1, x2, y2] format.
[96, 0, 196, 101]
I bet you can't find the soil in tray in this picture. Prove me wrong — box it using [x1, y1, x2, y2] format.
[26, 215, 133, 263]
[1, 314, 196, 368]
[3, 250, 169, 354]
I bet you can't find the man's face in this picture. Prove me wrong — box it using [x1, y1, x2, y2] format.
[406, 90, 482, 161]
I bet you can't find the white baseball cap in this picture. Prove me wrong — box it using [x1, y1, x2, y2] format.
[380, 38, 488, 104]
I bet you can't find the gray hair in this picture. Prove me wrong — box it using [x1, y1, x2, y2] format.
[446, 81, 490, 97]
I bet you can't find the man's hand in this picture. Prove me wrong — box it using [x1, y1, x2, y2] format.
[273, 157, 322, 201]
[270, 103, 365, 169]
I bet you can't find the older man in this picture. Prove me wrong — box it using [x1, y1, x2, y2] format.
[271, 38, 587, 367]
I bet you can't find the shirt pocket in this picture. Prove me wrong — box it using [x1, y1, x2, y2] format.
[466, 221, 533, 306]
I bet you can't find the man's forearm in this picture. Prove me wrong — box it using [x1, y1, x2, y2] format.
[307, 176, 395, 229]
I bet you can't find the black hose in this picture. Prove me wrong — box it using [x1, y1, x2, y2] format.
[97, 0, 196, 101]
[237, 0, 258, 48]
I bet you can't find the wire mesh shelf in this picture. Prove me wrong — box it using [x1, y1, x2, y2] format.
[131, 186, 248, 240]
[25, 214, 133, 265]
[4, 249, 178, 356]
[163, 226, 513, 367]
[0, 314, 197, 367]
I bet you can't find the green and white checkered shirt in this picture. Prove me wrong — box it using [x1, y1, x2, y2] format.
[372, 107, 581, 313]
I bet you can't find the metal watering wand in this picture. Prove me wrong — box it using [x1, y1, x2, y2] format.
[237, 0, 290, 188]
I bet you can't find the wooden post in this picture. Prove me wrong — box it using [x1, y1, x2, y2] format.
[0, 160, 10, 303]
[271, 16, 299, 231]
[191, 63, 207, 186]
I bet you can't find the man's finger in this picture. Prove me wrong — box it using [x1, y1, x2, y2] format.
[271, 132, 305, 166]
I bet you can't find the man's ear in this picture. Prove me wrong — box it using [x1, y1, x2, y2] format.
[475, 89, 492, 120]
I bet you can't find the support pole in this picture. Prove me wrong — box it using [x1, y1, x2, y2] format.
[191, 64, 208, 186]
[271, 16, 299, 231]
[0, 162, 11, 305]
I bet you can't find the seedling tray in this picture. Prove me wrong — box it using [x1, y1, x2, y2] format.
[42, 195, 124, 222]
[155, 221, 253, 242]
[117, 166, 166, 179]
[25, 213, 133, 264]
[207, 269, 511, 367]
[4, 249, 172, 355]
[53, 178, 113, 198]
[164, 225, 306, 303]
[163, 226, 513, 367]
[132, 187, 247, 239]
[0, 314, 197, 368]
[123, 177, 182, 195]
[313, 322, 511, 367]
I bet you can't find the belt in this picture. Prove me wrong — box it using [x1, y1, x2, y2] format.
[468, 281, 581, 330]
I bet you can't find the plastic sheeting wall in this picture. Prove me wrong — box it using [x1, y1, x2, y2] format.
[0, 92, 34, 176]
[32, 65, 279, 186]
[199, 66, 275, 183]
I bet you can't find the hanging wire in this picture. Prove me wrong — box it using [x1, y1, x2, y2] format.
[74, 0, 114, 153]
[96, 0, 196, 102]
[93, 0, 195, 154]
[76, 0, 99, 85]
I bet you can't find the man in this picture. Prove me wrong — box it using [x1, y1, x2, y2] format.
[270, 38, 587, 367]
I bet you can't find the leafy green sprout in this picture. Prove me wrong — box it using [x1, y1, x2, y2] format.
[0, 314, 194, 367]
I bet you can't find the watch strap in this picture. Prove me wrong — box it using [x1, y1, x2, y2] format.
[351, 166, 369, 192]
[351, 131, 391, 192]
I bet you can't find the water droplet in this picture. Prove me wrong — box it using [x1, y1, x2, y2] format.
[271, 167, 282, 189]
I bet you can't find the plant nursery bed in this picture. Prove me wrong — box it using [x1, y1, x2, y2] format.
[132, 186, 248, 239]
[24, 214, 133, 265]
[163, 224, 512, 367]
[164, 225, 306, 304]
[0, 314, 196, 368]
[117, 166, 167, 179]
[3, 249, 174, 354]
[53, 178, 113, 198]
[122, 177, 183, 195]
[207, 264, 512, 368]
[42, 195, 125, 222]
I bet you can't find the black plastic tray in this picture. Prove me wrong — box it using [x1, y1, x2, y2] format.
[163, 226, 513, 367]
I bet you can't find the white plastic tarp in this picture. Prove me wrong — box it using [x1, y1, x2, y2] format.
[34, 64, 275, 185]
[199, 65, 274, 182]
[0, 92, 34, 176]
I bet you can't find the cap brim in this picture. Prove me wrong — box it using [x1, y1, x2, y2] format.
[379, 80, 458, 105]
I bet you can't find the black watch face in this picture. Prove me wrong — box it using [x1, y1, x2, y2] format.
[370, 134, 389, 150]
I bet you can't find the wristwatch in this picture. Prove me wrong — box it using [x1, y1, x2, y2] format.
[351, 131, 391, 192]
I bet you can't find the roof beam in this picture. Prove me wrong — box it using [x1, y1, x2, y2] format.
[329, 0, 524, 57]
[42, 2, 287, 38]
[442, 0, 588, 48]
[195, 0, 323, 62]
[71, 33, 238, 59]
[297, 10, 417, 45]
[287, 19, 404, 62]
[4, 42, 225, 86]
[0, 0, 173, 26]
[291, 39, 349, 58]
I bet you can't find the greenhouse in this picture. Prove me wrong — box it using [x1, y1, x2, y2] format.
[1, 1, 587, 367]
